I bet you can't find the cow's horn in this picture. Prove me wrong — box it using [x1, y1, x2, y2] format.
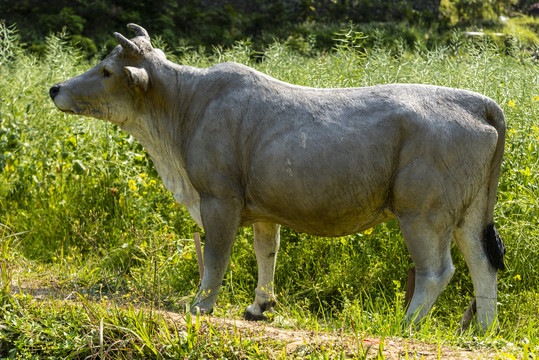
[114, 32, 141, 55]
[127, 23, 150, 41]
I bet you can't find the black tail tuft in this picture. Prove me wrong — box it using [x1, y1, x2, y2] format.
[483, 223, 506, 271]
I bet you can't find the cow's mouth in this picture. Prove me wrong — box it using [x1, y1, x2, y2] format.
[53, 101, 95, 117]
[53, 103, 76, 114]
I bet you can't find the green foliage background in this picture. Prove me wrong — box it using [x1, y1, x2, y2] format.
[0, 0, 529, 57]
[0, 7, 539, 358]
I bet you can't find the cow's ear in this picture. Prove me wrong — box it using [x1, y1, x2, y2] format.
[124, 66, 149, 91]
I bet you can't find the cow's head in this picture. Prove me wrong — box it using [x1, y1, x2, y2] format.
[50, 24, 165, 125]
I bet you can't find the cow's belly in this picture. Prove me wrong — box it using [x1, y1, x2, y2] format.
[240, 111, 400, 235]
[252, 210, 394, 237]
[242, 198, 393, 237]
[243, 166, 394, 236]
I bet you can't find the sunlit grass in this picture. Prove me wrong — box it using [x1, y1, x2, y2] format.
[1, 22, 539, 357]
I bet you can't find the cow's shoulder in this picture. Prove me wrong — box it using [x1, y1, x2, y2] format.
[206, 62, 277, 88]
[208, 61, 256, 74]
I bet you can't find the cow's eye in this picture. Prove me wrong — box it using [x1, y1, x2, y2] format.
[103, 68, 112, 78]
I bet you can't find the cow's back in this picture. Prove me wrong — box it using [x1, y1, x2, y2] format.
[227, 75, 500, 236]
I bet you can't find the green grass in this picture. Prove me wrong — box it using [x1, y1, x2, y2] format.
[1, 22, 539, 358]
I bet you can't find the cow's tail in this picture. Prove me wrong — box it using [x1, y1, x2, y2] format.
[482, 99, 506, 271]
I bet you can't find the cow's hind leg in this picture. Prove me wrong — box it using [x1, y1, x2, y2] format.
[453, 190, 500, 333]
[244, 222, 280, 320]
[399, 216, 455, 327]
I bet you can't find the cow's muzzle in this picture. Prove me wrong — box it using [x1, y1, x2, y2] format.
[49, 84, 60, 100]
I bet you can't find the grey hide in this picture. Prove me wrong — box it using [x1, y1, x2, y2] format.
[50, 24, 506, 332]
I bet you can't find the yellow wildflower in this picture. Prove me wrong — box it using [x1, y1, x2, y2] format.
[128, 179, 138, 192]
[520, 167, 531, 177]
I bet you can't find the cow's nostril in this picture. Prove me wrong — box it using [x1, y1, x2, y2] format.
[49, 85, 60, 99]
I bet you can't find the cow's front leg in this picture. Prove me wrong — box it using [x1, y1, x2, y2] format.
[191, 195, 242, 314]
[244, 222, 280, 320]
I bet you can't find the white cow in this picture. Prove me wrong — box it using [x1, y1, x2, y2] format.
[50, 24, 506, 332]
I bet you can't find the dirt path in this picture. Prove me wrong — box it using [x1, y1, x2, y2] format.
[9, 283, 496, 359]
[155, 310, 495, 359]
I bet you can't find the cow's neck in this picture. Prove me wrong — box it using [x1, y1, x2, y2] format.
[119, 63, 204, 226]
[122, 62, 203, 148]
[120, 62, 205, 161]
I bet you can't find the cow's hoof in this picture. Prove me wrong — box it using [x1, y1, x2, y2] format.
[243, 301, 276, 321]
[243, 310, 268, 321]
